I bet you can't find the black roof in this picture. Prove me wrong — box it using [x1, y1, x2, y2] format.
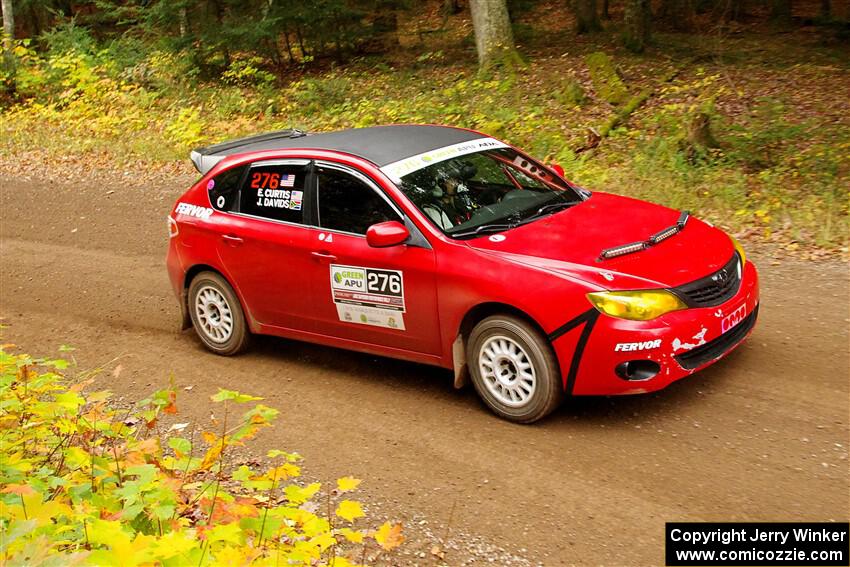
[190, 125, 486, 174]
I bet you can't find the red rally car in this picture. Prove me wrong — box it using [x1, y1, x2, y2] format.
[167, 125, 759, 423]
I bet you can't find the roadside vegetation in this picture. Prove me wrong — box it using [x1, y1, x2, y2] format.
[0, 1, 847, 251]
[0, 344, 403, 565]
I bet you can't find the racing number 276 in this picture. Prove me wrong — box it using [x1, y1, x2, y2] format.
[250, 172, 281, 189]
[367, 272, 401, 295]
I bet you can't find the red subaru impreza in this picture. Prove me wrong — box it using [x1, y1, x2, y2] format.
[167, 125, 759, 423]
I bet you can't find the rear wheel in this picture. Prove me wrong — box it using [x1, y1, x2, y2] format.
[467, 314, 563, 423]
[188, 271, 250, 355]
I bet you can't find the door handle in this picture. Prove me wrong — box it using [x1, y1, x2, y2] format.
[221, 234, 244, 245]
[311, 250, 337, 261]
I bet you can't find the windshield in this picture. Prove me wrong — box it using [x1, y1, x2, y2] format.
[395, 147, 583, 239]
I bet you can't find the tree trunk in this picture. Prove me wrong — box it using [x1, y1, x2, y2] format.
[601, 0, 610, 19]
[469, 0, 518, 69]
[684, 111, 717, 147]
[1, 0, 13, 69]
[770, 0, 792, 24]
[282, 26, 294, 63]
[818, 0, 830, 19]
[573, 0, 602, 32]
[622, 0, 651, 52]
[373, 0, 399, 49]
[659, 0, 695, 30]
[444, 0, 463, 14]
[178, 6, 188, 38]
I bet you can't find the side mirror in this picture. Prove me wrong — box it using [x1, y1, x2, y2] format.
[366, 221, 409, 248]
[549, 163, 566, 178]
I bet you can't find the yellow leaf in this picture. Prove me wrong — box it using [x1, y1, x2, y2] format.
[374, 522, 404, 551]
[148, 530, 198, 560]
[336, 476, 361, 492]
[206, 521, 243, 545]
[284, 482, 321, 505]
[335, 500, 364, 522]
[309, 531, 336, 551]
[337, 527, 365, 543]
[199, 442, 224, 470]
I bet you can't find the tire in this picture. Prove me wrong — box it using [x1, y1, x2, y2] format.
[187, 271, 251, 356]
[467, 314, 563, 423]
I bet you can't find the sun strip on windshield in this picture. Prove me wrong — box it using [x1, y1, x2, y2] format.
[380, 137, 508, 182]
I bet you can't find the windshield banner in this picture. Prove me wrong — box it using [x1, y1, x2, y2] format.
[380, 137, 509, 182]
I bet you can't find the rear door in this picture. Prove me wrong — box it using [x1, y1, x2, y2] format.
[215, 159, 316, 330]
[307, 162, 442, 356]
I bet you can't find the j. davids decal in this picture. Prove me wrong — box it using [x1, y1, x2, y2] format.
[721, 304, 747, 333]
[615, 339, 661, 352]
[175, 202, 214, 220]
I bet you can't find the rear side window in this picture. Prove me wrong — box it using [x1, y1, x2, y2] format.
[317, 167, 400, 235]
[240, 163, 309, 223]
[208, 165, 246, 211]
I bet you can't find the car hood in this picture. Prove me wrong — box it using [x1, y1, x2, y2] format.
[464, 192, 735, 290]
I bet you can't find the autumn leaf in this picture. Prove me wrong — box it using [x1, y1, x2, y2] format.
[374, 522, 404, 551]
[69, 377, 95, 393]
[336, 527, 365, 543]
[162, 389, 178, 414]
[284, 482, 321, 505]
[199, 442, 224, 470]
[210, 389, 262, 403]
[1, 484, 36, 496]
[336, 476, 361, 492]
[335, 500, 364, 522]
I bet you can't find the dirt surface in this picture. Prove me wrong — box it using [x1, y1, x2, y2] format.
[1, 172, 848, 565]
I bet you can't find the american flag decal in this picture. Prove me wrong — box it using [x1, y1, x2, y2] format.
[280, 174, 296, 188]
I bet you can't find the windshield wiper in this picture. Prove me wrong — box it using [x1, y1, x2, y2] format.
[520, 199, 581, 223]
[450, 222, 518, 239]
[525, 201, 581, 220]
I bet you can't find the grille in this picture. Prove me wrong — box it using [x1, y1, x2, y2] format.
[674, 305, 758, 370]
[673, 253, 741, 307]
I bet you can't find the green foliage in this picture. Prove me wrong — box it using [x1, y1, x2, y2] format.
[0, 345, 404, 565]
[585, 52, 629, 105]
[288, 76, 353, 114]
[554, 78, 588, 108]
[0, 29, 846, 250]
[222, 57, 276, 88]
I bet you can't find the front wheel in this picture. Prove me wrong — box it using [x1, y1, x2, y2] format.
[467, 315, 563, 423]
[188, 271, 251, 355]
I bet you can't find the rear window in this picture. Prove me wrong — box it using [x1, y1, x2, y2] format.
[239, 162, 309, 224]
[208, 165, 246, 211]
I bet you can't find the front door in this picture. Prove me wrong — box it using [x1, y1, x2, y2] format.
[307, 162, 442, 356]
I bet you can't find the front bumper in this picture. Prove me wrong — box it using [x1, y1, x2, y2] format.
[553, 260, 760, 396]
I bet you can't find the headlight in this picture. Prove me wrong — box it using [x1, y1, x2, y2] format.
[587, 290, 687, 321]
[730, 235, 746, 265]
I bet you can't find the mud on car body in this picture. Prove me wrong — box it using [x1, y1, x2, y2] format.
[167, 125, 760, 423]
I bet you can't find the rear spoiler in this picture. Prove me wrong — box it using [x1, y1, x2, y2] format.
[189, 128, 308, 175]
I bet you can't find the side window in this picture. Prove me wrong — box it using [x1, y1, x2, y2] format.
[317, 167, 401, 235]
[208, 165, 246, 211]
[239, 162, 309, 223]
